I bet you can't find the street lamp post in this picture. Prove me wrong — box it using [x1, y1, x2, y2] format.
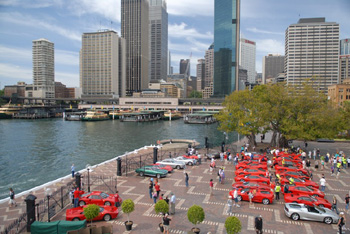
[45, 188, 52, 222]
[85, 164, 91, 192]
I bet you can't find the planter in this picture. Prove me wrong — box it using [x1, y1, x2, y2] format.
[191, 227, 200, 234]
[125, 221, 133, 231]
[159, 223, 164, 232]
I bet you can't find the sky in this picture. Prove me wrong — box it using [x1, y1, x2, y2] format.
[0, 0, 349, 88]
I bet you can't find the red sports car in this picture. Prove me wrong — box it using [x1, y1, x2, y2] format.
[275, 165, 303, 172]
[182, 154, 199, 160]
[66, 205, 118, 222]
[234, 174, 270, 185]
[283, 185, 325, 198]
[280, 176, 319, 189]
[235, 168, 267, 176]
[78, 191, 122, 207]
[241, 154, 266, 161]
[276, 167, 309, 176]
[229, 187, 274, 205]
[283, 194, 331, 209]
[152, 163, 174, 173]
[232, 181, 272, 190]
[236, 162, 268, 170]
[279, 171, 310, 181]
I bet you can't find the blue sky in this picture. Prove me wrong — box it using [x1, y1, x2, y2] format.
[0, 0, 349, 88]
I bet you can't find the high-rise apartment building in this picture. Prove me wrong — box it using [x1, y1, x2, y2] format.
[149, 0, 168, 81]
[167, 51, 172, 75]
[339, 38, 350, 83]
[121, 0, 149, 95]
[262, 54, 285, 84]
[32, 38, 55, 99]
[179, 59, 190, 77]
[80, 30, 126, 98]
[205, 43, 214, 88]
[239, 38, 256, 84]
[285, 18, 339, 92]
[196, 59, 205, 90]
[213, 0, 240, 97]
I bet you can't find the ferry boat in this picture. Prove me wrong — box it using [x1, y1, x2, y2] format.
[184, 111, 219, 124]
[81, 111, 109, 121]
[120, 110, 165, 122]
[0, 104, 22, 119]
[162, 110, 182, 120]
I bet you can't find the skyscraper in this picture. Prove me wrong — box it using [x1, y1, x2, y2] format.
[121, 0, 150, 95]
[167, 51, 172, 75]
[149, 0, 168, 81]
[205, 43, 214, 88]
[80, 30, 126, 98]
[213, 0, 240, 97]
[339, 38, 350, 83]
[196, 59, 205, 90]
[180, 59, 190, 77]
[32, 38, 55, 99]
[262, 54, 285, 84]
[285, 18, 339, 92]
[239, 38, 256, 84]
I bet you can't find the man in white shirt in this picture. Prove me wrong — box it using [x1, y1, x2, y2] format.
[233, 188, 240, 207]
[319, 176, 326, 192]
[170, 192, 176, 214]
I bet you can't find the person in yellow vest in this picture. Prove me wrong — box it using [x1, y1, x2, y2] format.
[282, 158, 285, 167]
[276, 174, 281, 183]
[289, 177, 294, 185]
[337, 162, 342, 179]
[343, 157, 347, 169]
[275, 183, 281, 200]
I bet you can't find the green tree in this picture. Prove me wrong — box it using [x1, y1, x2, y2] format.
[189, 90, 203, 98]
[83, 204, 100, 226]
[154, 200, 169, 215]
[187, 205, 205, 228]
[121, 199, 135, 223]
[225, 216, 242, 234]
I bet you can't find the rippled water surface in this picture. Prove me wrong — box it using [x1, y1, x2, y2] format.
[0, 118, 237, 199]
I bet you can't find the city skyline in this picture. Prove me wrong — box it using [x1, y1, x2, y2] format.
[0, 0, 349, 88]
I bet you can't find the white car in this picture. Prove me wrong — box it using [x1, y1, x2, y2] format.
[156, 159, 186, 169]
[175, 156, 197, 166]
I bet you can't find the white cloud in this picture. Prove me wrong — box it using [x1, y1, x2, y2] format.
[167, 0, 213, 17]
[0, 63, 32, 81]
[246, 27, 284, 36]
[0, 45, 31, 61]
[169, 23, 213, 39]
[256, 39, 284, 55]
[0, 12, 81, 41]
[0, 0, 63, 8]
[55, 71, 79, 87]
[56, 50, 79, 66]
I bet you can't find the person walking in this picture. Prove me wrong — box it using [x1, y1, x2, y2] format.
[227, 195, 233, 215]
[155, 180, 161, 198]
[220, 169, 225, 184]
[184, 172, 189, 187]
[319, 176, 326, 192]
[332, 195, 339, 215]
[248, 190, 254, 205]
[345, 194, 349, 214]
[73, 187, 81, 208]
[209, 179, 214, 195]
[149, 178, 154, 199]
[9, 188, 17, 208]
[275, 183, 281, 200]
[152, 189, 158, 204]
[233, 188, 240, 207]
[162, 213, 171, 234]
[218, 168, 222, 183]
[71, 164, 75, 178]
[169, 192, 176, 215]
[254, 215, 263, 234]
[337, 212, 346, 234]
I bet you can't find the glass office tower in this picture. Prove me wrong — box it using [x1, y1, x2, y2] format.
[213, 0, 240, 97]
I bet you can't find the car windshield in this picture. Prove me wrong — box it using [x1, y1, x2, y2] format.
[81, 192, 91, 198]
[314, 205, 325, 213]
[100, 192, 109, 199]
[310, 196, 317, 201]
[99, 207, 104, 212]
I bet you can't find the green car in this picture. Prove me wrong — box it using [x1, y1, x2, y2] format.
[135, 166, 168, 178]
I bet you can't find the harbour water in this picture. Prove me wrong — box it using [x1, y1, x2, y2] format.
[0, 118, 238, 199]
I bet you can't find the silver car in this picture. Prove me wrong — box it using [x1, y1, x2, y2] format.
[156, 159, 186, 169]
[175, 156, 197, 166]
[284, 203, 339, 224]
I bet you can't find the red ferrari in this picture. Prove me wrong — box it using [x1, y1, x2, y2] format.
[283, 194, 331, 209]
[78, 191, 122, 207]
[236, 162, 268, 170]
[283, 185, 325, 198]
[275, 165, 303, 172]
[279, 171, 310, 181]
[152, 163, 174, 173]
[66, 205, 118, 221]
[232, 181, 272, 190]
[229, 187, 274, 205]
[276, 167, 309, 176]
[280, 176, 319, 189]
[235, 168, 267, 176]
[182, 154, 199, 160]
[234, 174, 270, 185]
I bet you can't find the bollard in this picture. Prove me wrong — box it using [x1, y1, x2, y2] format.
[117, 157, 122, 176]
[25, 194, 37, 232]
[75, 172, 81, 190]
[153, 147, 158, 164]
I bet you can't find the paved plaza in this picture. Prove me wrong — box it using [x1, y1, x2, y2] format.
[1, 139, 349, 233]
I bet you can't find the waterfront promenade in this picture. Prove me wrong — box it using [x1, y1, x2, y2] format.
[1, 138, 349, 233]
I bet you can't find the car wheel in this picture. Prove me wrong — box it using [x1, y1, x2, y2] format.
[156, 174, 161, 179]
[72, 217, 80, 221]
[262, 199, 270, 205]
[237, 195, 242, 201]
[291, 213, 300, 221]
[139, 171, 144, 177]
[318, 204, 324, 208]
[324, 217, 333, 224]
[79, 201, 86, 206]
[103, 214, 111, 221]
[104, 201, 111, 206]
[176, 165, 181, 169]
[188, 162, 193, 166]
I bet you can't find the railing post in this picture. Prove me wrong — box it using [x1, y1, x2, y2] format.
[75, 172, 81, 190]
[117, 157, 122, 176]
[61, 187, 64, 208]
[25, 194, 37, 232]
[153, 147, 158, 164]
